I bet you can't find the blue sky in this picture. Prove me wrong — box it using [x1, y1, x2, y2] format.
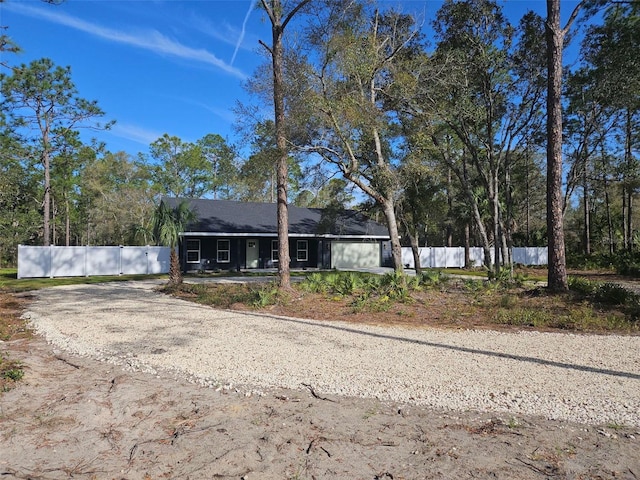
[1, 0, 581, 159]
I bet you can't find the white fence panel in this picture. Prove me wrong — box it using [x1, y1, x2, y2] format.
[121, 246, 148, 275]
[51, 246, 85, 277]
[512, 247, 548, 266]
[86, 247, 122, 276]
[17, 245, 50, 278]
[469, 247, 486, 267]
[400, 246, 547, 269]
[146, 246, 171, 274]
[17, 245, 171, 278]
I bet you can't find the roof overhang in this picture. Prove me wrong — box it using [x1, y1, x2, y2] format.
[180, 232, 390, 240]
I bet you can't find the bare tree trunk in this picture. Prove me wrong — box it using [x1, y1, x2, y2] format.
[382, 199, 403, 272]
[504, 156, 514, 269]
[625, 108, 634, 251]
[623, 185, 629, 248]
[601, 144, 615, 254]
[409, 232, 422, 275]
[273, 35, 291, 289]
[168, 248, 182, 286]
[546, 0, 572, 291]
[65, 196, 71, 247]
[583, 164, 591, 255]
[446, 168, 453, 247]
[464, 222, 471, 268]
[260, 0, 311, 289]
[260, 0, 308, 289]
[52, 197, 57, 246]
[43, 150, 51, 246]
[525, 150, 531, 245]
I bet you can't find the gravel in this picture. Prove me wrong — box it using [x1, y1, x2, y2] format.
[23, 281, 640, 427]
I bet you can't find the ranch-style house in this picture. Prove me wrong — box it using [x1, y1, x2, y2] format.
[161, 197, 392, 272]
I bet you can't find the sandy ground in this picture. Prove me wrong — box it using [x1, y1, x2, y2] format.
[1, 338, 639, 480]
[1, 282, 639, 479]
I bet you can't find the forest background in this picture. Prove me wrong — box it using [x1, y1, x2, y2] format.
[0, 0, 638, 281]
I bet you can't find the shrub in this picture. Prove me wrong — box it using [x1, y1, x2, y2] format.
[568, 276, 597, 296]
[418, 270, 445, 288]
[300, 272, 327, 293]
[593, 282, 637, 306]
[250, 284, 280, 308]
[379, 271, 410, 301]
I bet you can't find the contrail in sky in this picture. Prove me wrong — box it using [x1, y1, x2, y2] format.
[231, 0, 257, 66]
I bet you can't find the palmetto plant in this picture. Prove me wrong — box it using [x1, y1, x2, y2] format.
[152, 200, 196, 287]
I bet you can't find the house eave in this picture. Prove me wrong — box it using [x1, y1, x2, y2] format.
[181, 232, 390, 240]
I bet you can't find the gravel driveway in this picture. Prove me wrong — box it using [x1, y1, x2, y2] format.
[24, 281, 640, 427]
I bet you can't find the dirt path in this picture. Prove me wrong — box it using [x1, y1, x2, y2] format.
[1, 338, 638, 480]
[1, 281, 640, 479]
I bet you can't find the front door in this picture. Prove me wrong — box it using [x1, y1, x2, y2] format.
[246, 239, 259, 268]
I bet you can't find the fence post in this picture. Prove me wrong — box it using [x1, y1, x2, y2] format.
[49, 245, 53, 278]
[17, 245, 22, 279]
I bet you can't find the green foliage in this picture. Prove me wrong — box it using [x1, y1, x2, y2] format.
[567, 276, 597, 296]
[462, 278, 486, 293]
[494, 305, 632, 332]
[152, 200, 196, 286]
[417, 270, 447, 288]
[567, 252, 616, 271]
[0, 353, 24, 390]
[593, 282, 636, 306]
[250, 284, 280, 308]
[81, 151, 155, 246]
[299, 272, 328, 293]
[300, 271, 374, 296]
[569, 276, 639, 310]
[299, 271, 418, 311]
[166, 270, 639, 333]
[2, 367, 24, 382]
[379, 271, 410, 301]
[334, 272, 365, 296]
[172, 282, 281, 309]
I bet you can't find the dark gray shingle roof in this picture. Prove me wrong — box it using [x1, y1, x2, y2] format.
[163, 198, 389, 238]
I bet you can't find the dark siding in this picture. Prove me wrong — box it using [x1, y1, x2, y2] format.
[182, 236, 242, 272]
[290, 239, 318, 269]
[381, 241, 394, 268]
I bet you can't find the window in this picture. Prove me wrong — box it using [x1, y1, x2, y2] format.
[297, 240, 308, 262]
[271, 240, 279, 263]
[186, 239, 200, 263]
[217, 239, 230, 263]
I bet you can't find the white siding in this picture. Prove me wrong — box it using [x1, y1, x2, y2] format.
[331, 242, 381, 269]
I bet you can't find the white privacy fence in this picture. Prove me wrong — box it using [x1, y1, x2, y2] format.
[18, 245, 171, 279]
[401, 246, 548, 269]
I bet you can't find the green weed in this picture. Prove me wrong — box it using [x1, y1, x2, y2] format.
[1, 353, 24, 391]
[250, 284, 280, 308]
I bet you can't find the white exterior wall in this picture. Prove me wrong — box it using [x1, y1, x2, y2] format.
[18, 245, 171, 279]
[331, 242, 381, 269]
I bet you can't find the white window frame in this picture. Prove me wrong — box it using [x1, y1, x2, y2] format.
[217, 239, 230, 263]
[271, 240, 279, 263]
[186, 239, 200, 264]
[296, 240, 308, 262]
